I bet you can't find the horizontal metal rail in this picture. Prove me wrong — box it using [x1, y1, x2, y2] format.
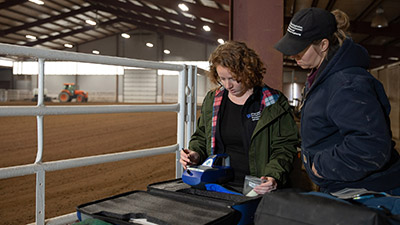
[0, 104, 180, 116]
[0, 43, 184, 71]
[0, 144, 178, 179]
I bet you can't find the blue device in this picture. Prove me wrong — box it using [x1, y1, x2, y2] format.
[182, 154, 233, 188]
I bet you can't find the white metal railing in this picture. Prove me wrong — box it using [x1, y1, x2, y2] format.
[0, 43, 198, 225]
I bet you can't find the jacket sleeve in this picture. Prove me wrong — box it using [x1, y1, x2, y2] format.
[188, 92, 212, 163]
[314, 75, 393, 181]
[267, 109, 299, 186]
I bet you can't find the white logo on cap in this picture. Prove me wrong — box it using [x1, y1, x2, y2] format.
[287, 22, 303, 36]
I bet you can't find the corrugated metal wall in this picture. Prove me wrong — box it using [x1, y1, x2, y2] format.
[123, 69, 157, 103]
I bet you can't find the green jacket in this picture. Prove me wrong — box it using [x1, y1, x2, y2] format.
[189, 86, 299, 187]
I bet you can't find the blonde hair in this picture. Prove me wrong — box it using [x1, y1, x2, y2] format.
[331, 9, 351, 46]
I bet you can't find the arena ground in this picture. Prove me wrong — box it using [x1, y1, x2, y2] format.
[0, 101, 178, 225]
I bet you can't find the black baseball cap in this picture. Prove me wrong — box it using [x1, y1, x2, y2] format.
[274, 8, 337, 56]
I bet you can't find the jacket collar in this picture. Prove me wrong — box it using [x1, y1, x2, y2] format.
[211, 85, 286, 145]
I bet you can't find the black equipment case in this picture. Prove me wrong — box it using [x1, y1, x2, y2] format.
[254, 191, 400, 225]
[147, 178, 261, 224]
[76, 179, 261, 225]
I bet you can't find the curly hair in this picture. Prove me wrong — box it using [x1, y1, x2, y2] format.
[208, 41, 266, 91]
[331, 9, 351, 46]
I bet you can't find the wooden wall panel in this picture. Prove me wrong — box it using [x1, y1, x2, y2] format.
[372, 62, 400, 152]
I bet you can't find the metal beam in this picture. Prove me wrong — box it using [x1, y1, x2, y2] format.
[355, 0, 383, 21]
[350, 21, 400, 38]
[118, 17, 219, 45]
[311, 0, 319, 7]
[94, 4, 227, 43]
[144, 0, 229, 25]
[0, 6, 94, 35]
[91, 0, 228, 37]
[0, 0, 27, 9]
[325, 0, 337, 11]
[363, 45, 400, 58]
[23, 19, 122, 47]
[213, 0, 229, 5]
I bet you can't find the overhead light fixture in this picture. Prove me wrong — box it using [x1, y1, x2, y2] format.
[121, 33, 131, 39]
[203, 25, 211, 32]
[85, 19, 97, 26]
[92, 50, 100, 54]
[146, 42, 154, 48]
[178, 3, 189, 11]
[388, 57, 399, 61]
[217, 38, 225, 44]
[64, 43, 73, 48]
[370, 55, 382, 59]
[25, 34, 37, 40]
[163, 49, 171, 54]
[371, 7, 388, 28]
[29, 0, 44, 5]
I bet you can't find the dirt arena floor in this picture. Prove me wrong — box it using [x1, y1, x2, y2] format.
[0, 101, 178, 225]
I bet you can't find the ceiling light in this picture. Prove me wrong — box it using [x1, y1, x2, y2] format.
[370, 55, 382, 59]
[25, 35, 37, 40]
[164, 49, 171, 54]
[178, 3, 189, 11]
[92, 50, 100, 54]
[121, 33, 131, 39]
[64, 43, 73, 48]
[29, 0, 44, 5]
[146, 42, 154, 48]
[371, 8, 388, 28]
[217, 38, 225, 44]
[203, 25, 211, 32]
[85, 19, 97, 26]
[388, 57, 399, 61]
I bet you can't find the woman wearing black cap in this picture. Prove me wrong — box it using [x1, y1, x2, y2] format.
[275, 8, 400, 214]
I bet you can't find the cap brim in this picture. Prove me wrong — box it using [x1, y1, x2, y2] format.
[274, 33, 311, 56]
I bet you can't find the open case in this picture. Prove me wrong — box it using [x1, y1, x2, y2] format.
[76, 179, 261, 225]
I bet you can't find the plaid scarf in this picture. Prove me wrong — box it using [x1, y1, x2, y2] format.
[259, 86, 280, 111]
[211, 87, 224, 154]
[210, 86, 279, 154]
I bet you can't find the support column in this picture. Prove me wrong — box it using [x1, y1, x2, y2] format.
[230, 0, 284, 90]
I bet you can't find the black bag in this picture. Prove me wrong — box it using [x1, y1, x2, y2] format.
[77, 189, 240, 225]
[254, 191, 398, 225]
[147, 178, 262, 225]
[77, 178, 263, 225]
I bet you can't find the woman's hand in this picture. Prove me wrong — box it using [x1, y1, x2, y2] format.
[312, 163, 323, 178]
[179, 149, 200, 170]
[253, 176, 277, 194]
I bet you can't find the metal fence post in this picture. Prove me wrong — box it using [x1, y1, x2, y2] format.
[36, 168, 45, 225]
[186, 65, 193, 147]
[176, 65, 187, 178]
[35, 58, 46, 225]
[192, 66, 198, 131]
[35, 58, 45, 164]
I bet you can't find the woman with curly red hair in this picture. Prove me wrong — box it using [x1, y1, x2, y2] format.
[180, 41, 299, 194]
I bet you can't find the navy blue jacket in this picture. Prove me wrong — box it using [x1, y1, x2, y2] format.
[301, 38, 400, 193]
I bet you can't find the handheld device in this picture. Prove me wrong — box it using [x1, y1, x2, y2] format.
[182, 154, 233, 188]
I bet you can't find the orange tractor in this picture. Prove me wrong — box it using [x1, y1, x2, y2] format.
[58, 83, 88, 103]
